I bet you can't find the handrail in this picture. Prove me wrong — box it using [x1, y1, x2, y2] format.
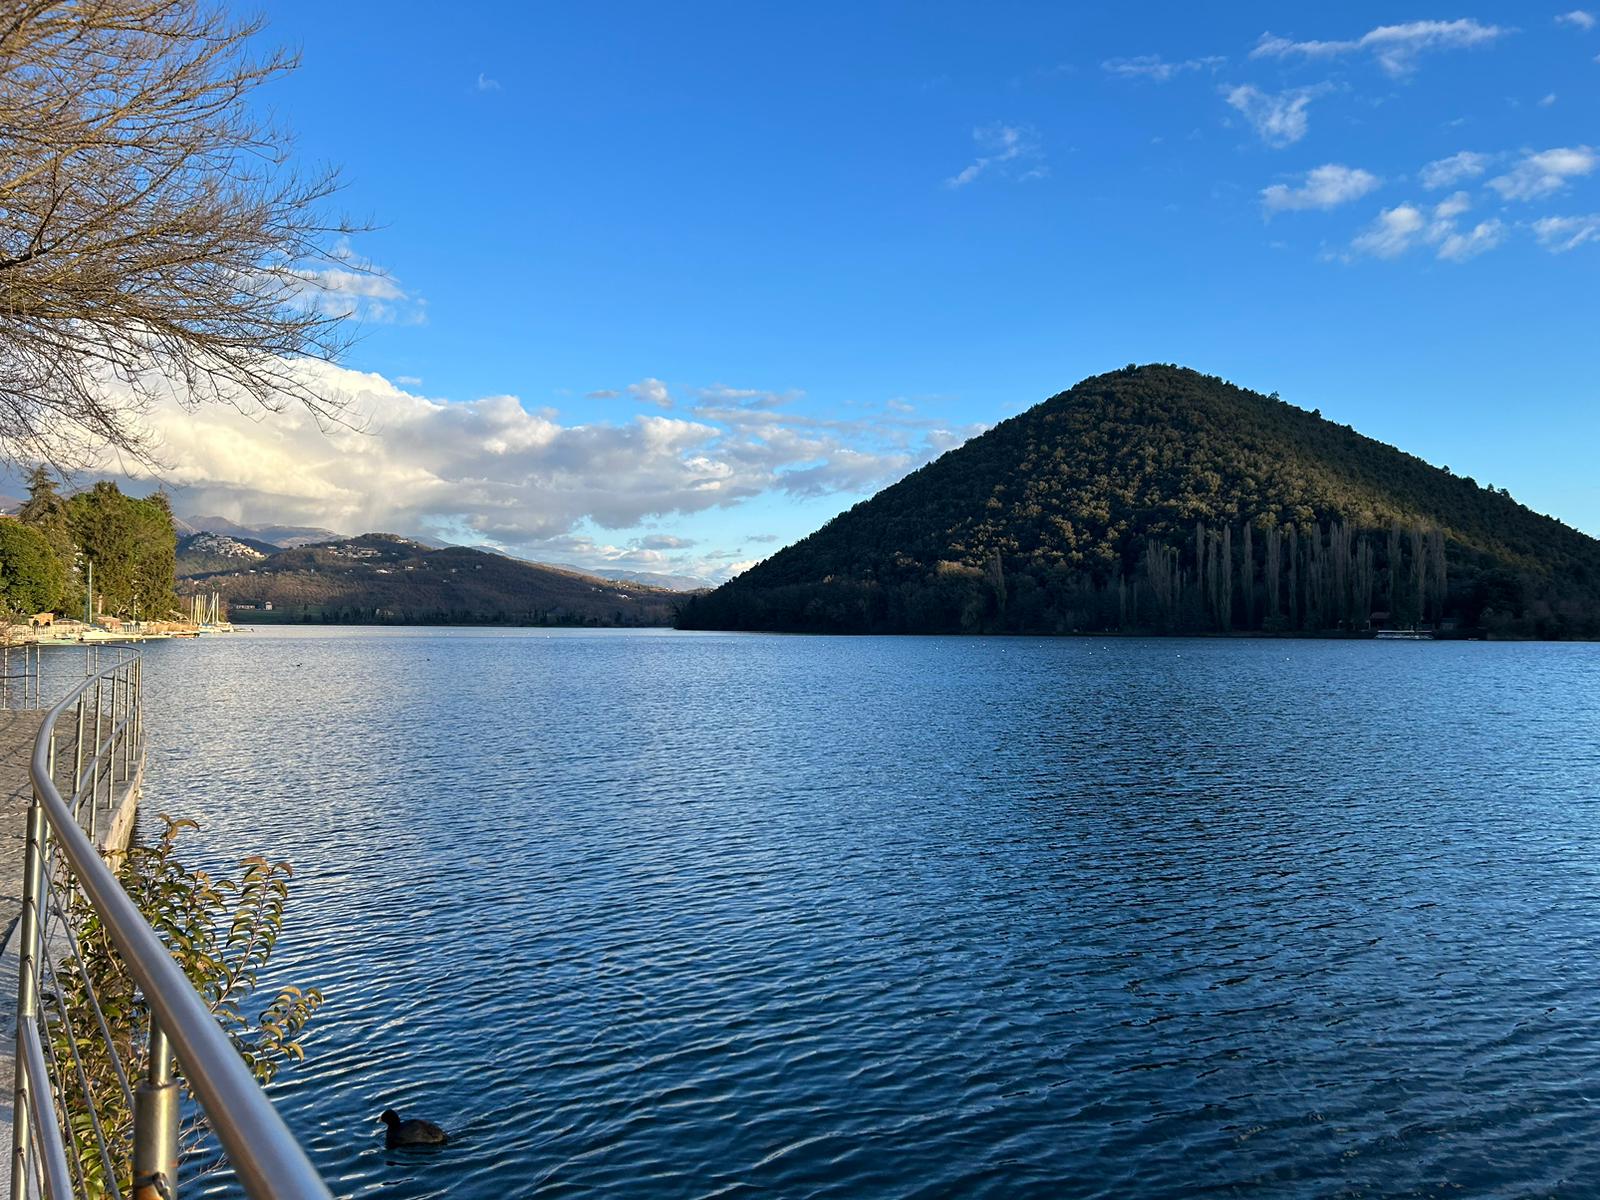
[11, 651, 334, 1200]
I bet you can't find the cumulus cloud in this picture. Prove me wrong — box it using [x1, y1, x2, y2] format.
[1420, 150, 1491, 189]
[945, 124, 1044, 188]
[1349, 192, 1503, 261]
[1488, 146, 1598, 200]
[114, 361, 979, 571]
[1101, 54, 1225, 81]
[1251, 19, 1509, 76]
[1261, 164, 1380, 213]
[476, 72, 501, 92]
[1556, 10, 1596, 30]
[1531, 213, 1600, 251]
[1223, 84, 1322, 147]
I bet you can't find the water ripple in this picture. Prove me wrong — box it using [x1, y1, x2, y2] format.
[126, 630, 1600, 1199]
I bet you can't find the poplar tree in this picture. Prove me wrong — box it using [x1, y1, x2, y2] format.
[1219, 524, 1233, 631]
[1264, 525, 1281, 623]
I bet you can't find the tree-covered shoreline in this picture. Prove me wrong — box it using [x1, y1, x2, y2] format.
[681, 365, 1600, 640]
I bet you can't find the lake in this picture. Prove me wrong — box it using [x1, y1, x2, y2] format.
[131, 628, 1600, 1198]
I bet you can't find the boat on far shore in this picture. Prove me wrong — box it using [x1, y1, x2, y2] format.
[1374, 629, 1435, 641]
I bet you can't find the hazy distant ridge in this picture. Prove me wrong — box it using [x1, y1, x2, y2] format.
[180, 532, 682, 626]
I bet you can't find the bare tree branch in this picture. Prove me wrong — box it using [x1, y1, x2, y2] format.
[0, 0, 371, 470]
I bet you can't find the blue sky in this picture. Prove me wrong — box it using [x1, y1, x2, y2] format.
[120, 3, 1600, 579]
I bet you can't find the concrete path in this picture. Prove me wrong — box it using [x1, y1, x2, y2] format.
[0, 709, 43, 1160]
[0, 711, 44, 949]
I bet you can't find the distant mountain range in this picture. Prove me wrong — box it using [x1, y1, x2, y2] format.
[176, 514, 341, 548]
[551, 564, 715, 593]
[180, 532, 684, 626]
[174, 516, 713, 592]
[681, 364, 1600, 639]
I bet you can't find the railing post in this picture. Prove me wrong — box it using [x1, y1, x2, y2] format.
[133, 1021, 179, 1200]
[93, 677, 103, 798]
[75, 690, 86, 811]
[113, 667, 123, 784]
[10, 788, 50, 1200]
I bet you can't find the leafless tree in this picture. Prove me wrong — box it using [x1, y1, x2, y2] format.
[0, 0, 371, 468]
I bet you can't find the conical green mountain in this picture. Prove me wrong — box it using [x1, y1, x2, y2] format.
[680, 364, 1600, 638]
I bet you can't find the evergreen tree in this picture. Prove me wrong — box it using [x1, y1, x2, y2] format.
[0, 521, 68, 615]
[16, 465, 75, 608]
[67, 482, 177, 620]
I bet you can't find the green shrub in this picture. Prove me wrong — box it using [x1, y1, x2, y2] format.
[50, 815, 322, 1196]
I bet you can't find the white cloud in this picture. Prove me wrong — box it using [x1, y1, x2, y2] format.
[284, 241, 424, 326]
[1223, 84, 1322, 147]
[1350, 204, 1428, 258]
[626, 377, 673, 408]
[636, 534, 695, 550]
[1540, 92, 1558, 106]
[1349, 192, 1502, 261]
[112, 362, 980, 572]
[1251, 19, 1509, 76]
[1261, 163, 1380, 213]
[1436, 218, 1505, 261]
[1556, 10, 1597, 30]
[1433, 191, 1472, 221]
[1420, 150, 1490, 188]
[287, 267, 421, 325]
[1101, 54, 1225, 81]
[945, 124, 1043, 188]
[1488, 145, 1598, 200]
[1532, 213, 1600, 251]
[476, 72, 501, 92]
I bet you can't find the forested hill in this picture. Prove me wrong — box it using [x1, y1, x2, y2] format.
[182, 534, 683, 626]
[679, 364, 1600, 638]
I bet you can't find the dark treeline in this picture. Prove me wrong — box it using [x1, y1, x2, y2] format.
[250, 607, 662, 627]
[682, 516, 1577, 639]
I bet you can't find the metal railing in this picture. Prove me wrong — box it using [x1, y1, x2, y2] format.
[10, 650, 334, 1200]
[0, 642, 46, 711]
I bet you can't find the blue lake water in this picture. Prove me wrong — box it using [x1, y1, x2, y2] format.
[130, 628, 1600, 1198]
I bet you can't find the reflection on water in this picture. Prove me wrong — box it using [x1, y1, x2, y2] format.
[131, 629, 1600, 1198]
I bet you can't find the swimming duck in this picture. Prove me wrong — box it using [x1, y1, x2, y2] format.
[379, 1109, 449, 1148]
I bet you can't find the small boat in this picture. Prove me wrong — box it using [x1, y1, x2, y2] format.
[1374, 629, 1434, 640]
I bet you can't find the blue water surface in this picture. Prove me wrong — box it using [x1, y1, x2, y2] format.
[132, 629, 1600, 1198]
